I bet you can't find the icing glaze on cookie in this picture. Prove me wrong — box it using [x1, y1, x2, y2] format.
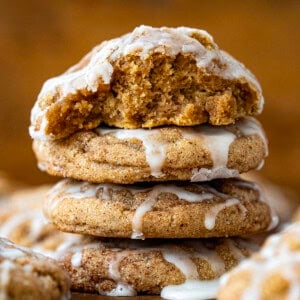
[30, 26, 263, 140]
[219, 223, 300, 300]
[131, 185, 215, 239]
[65, 238, 250, 298]
[96, 116, 267, 181]
[97, 128, 168, 178]
[47, 179, 252, 239]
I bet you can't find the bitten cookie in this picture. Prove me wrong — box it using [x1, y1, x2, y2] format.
[0, 238, 70, 300]
[29, 25, 263, 140]
[45, 178, 278, 239]
[57, 236, 261, 296]
[34, 117, 267, 184]
[218, 222, 300, 300]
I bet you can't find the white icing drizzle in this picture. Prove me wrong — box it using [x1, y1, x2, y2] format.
[185, 126, 238, 181]
[131, 185, 214, 239]
[226, 240, 247, 262]
[0, 240, 27, 261]
[46, 180, 149, 218]
[45, 180, 98, 217]
[52, 235, 83, 258]
[202, 185, 246, 231]
[204, 198, 241, 230]
[161, 279, 220, 300]
[102, 250, 136, 296]
[30, 26, 263, 140]
[70, 251, 82, 268]
[186, 240, 226, 276]
[32, 234, 83, 260]
[102, 282, 136, 297]
[95, 116, 267, 182]
[0, 239, 43, 261]
[97, 127, 167, 178]
[160, 245, 223, 300]
[57, 235, 257, 299]
[162, 247, 199, 279]
[0, 211, 45, 244]
[255, 159, 265, 170]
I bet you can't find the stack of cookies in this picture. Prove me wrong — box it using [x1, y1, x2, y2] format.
[29, 26, 278, 298]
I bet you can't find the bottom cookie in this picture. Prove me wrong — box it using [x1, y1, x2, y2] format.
[0, 238, 71, 300]
[57, 236, 261, 297]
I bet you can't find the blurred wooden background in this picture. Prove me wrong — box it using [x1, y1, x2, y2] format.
[0, 0, 299, 196]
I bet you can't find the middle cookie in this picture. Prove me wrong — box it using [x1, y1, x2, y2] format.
[33, 117, 267, 184]
[45, 178, 278, 239]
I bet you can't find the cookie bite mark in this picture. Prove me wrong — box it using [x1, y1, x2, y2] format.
[30, 25, 263, 140]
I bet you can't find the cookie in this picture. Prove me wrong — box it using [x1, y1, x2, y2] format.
[0, 186, 55, 248]
[45, 178, 278, 239]
[0, 238, 70, 300]
[29, 25, 263, 140]
[218, 222, 300, 300]
[34, 117, 267, 184]
[57, 236, 261, 296]
[0, 185, 83, 258]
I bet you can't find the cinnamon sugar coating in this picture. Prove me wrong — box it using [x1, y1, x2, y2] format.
[44, 178, 276, 239]
[58, 237, 260, 295]
[33, 118, 267, 184]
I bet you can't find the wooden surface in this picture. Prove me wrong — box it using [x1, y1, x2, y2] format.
[1, 0, 300, 197]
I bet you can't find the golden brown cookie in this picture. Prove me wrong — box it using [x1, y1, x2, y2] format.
[57, 236, 261, 296]
[0, 185, 83, 258]
[45, 178, 278, 239]
[218, 222, 300, 300]
[34, 117, 267, 184]
[29, 26, 263, 140]
[0, 238, 71, 300]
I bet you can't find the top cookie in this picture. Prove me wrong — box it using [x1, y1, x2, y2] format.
[29, 25, 263, 140]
